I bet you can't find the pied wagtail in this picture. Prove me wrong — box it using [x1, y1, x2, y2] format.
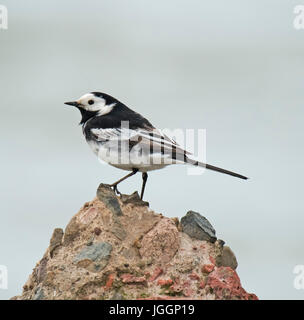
[65, 92, 248, 200]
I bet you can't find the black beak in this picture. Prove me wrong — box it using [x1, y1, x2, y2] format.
[64, 101, 80, 107]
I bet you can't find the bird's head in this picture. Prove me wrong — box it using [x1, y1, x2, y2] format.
[65, 92, 118, 124]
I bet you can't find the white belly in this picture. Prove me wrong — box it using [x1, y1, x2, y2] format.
[87, 139, 170, 172]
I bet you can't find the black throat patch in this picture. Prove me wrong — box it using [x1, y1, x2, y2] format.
[78, 108, 98, 125]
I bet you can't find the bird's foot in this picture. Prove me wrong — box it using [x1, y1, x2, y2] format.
[111, 184, 121, 196]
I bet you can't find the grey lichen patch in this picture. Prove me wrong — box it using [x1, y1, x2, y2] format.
[97, 184, 123, 216]
[74, 242, 112, 272]
[96, 184, 127, 240]
[181, 211, 217, 243]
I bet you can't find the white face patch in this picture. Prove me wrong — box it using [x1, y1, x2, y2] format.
[77, 93, 115, 116]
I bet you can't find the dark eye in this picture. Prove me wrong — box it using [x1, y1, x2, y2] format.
[88, 100, 94, 105]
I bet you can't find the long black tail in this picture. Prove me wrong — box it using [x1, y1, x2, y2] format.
[185, 158, 248, 180]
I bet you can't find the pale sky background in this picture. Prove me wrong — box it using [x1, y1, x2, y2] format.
[0, 0, 304, 299]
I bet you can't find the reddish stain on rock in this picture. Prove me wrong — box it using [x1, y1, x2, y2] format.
[202, 264, 215, 273]
[121, 274, 146, 284]
[207, 267, 258, 300]
[171, 279, 192, 296]
[170, 278, 183, 294]
[183, 287, 193, 297]
[157, 279, 173, 286]
[199, 280, 206, 289]
[148, 267, 163, 282]
[183, 280, 190, 287]
[209, 255, 216, 265]
[79, 207, 98, 224]
[189, 272, 200, 280]
[105, 274, 115, 289]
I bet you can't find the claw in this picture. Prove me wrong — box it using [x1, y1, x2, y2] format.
[109, 169, 139, 197]
[112, 184, 121, 195]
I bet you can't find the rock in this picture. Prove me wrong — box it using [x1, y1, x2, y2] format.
[23, 275, 34, 292]
[34, 257, 48, 283]
[74, 242, 112, 272]
[189, 272, 200, 280]
[111, 221, 127, 241]
[78, 207, 98, 224]
[148, 267, 163, 282]
[120, 274, 147, 285]
[121, 247, 139, 260]
[96, 184, 123, 216]
[97, 184, 127, 240]
[139, 218, 179, 264]
[33, 287, 44, 300]
[157, 279, 173, 286]
[181, 211, 216, 243]
[120, 192, 149, 207]
[104, 274, 115, 289]
[110, 291, 124, 300]
[174, 255, 197, 273]
[94, 227, 101, 236]
[202, 264, 215, 274]
[63, 216, 81, 245]
[13, 186, 257, 300]
[216, 246, 238, 270]
[49, 228, 63, 258]
[206, 267, 258, 300]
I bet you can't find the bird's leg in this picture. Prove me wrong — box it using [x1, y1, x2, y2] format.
[112, 184, 121, 195]
[140, 172, 148, 200]
[110, 168, 138, 195]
